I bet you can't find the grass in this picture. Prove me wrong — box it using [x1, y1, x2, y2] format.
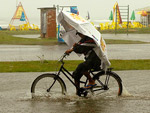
[0, 59, 150, 72]
[0, 30, 58, 45]
[105, 39, 148, 44]
[0, 30, 148, 45]
[0, 30, 40, 35]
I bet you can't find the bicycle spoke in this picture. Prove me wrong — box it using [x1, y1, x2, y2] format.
[31, 74, 66, 98]
[93, 72, 122, 97]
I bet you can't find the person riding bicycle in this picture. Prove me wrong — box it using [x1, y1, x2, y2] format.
[65, 32, 101, 94]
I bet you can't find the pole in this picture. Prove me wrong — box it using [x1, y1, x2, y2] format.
[16, 0, 18, 8]
[115, 5, 117, 35]
[127, 5, 129, 35]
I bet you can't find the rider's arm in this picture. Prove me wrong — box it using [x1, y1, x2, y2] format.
[73, 44, 94, 54]
[65, 48, 73, 55]
[65, 43, 77, 55]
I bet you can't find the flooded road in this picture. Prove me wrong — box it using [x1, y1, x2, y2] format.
[0, 70, 150, 113]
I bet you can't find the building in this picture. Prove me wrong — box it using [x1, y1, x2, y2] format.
[38, 7, 56, 38]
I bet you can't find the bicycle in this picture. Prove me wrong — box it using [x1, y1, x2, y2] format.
[31, 53, 123, 98]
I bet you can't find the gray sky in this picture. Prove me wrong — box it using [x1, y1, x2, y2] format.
[0, 0, 150, 25]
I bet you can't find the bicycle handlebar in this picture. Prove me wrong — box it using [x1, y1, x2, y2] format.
[58, 53, 68, 63]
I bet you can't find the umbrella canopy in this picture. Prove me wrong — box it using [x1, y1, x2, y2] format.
[130, 10, 135, 20]
[137, 10, 147, 16]
[109, 10, 113, 20]
[57, 11, 111, 70]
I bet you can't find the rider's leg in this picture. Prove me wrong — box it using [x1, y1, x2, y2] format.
[72, 63, 83, 94]
[74, 79, 80, 94]
[83, 71, 95, 85]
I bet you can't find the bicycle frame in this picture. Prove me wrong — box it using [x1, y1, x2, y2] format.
[56, 58, 85, 90]
[55, 54, 114, 93]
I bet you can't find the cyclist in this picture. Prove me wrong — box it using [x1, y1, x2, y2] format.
[65, 32, 101, 94]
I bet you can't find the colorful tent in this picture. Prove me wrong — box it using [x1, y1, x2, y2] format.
[130, 10, 135, 20]
[9, 2, 30, 25]
[58, 11, 111, 70]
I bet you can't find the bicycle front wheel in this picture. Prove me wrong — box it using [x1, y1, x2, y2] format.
[93, 71, 122, 97]
[31, 73, 66, 98]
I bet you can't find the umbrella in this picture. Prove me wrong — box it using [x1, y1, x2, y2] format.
[137, 10, 147, 16]
[57, 11, 111, 70]
[109, 10, 113, 20]
[130, 10, 135, 20]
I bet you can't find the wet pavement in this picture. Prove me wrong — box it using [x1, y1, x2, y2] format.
[0, 70, 150, 113]
[13, 34, 40, 39]
[0, 34, 149, 61]
[0, 43, 150, 61]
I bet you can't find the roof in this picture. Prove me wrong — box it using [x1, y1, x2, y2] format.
[38, 7, 56, 9]
[135, 6, 150, 12]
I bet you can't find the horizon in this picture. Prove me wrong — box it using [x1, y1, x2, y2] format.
[0, 0, 150, 27]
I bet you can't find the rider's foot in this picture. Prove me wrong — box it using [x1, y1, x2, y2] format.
[84, 83, 97, 89]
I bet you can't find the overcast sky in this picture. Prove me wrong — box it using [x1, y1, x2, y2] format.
[0, 0, 150, 25]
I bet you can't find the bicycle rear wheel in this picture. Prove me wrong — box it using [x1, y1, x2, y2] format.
[93, 71, 122, 97]
[31, 73, 66, 98]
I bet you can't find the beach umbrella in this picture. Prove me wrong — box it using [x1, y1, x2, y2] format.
[137, 10, 147, 16]
[130, 10, 135, 20]
[109, 10, 113, 20]
[20, 11, 26, 21]
[58, 11, 111, 70]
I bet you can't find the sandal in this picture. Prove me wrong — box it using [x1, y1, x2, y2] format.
[84, 84, 97, 89]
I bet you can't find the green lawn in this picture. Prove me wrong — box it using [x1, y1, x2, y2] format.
[0, 30, 148, 45]
[0, 60, 150, 72]
[100, 27, 150, 34]
[0, 30, 58, 45]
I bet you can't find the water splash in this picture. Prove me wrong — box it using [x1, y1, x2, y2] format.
[121, 84, 133, 97]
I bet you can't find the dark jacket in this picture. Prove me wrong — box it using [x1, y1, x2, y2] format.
[73, 36, 96, 56]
